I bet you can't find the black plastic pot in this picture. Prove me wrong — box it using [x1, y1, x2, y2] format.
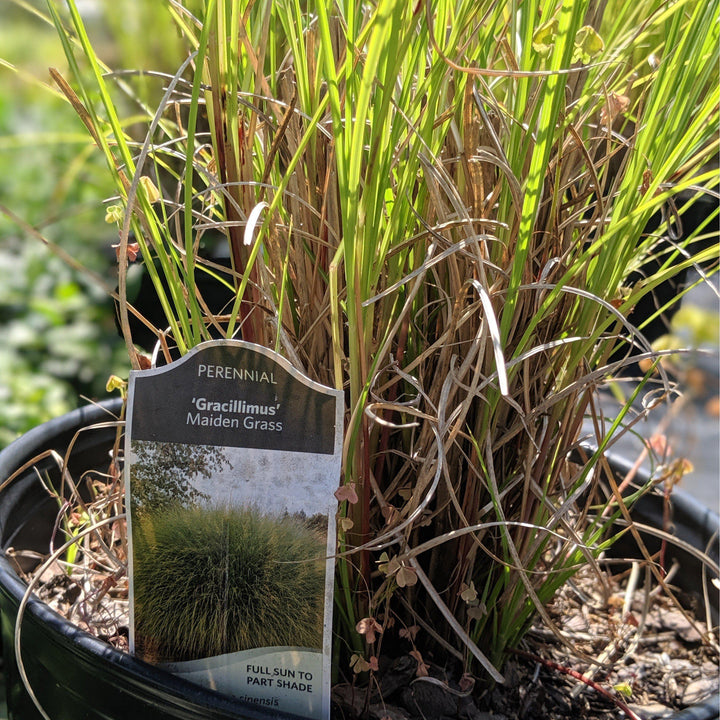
[566, 444, 720, 720]
[601, 450, 720, 620]
[600, 452, 720, 720]
[0, 403, 717, 719]
[0, 400, 303, 720]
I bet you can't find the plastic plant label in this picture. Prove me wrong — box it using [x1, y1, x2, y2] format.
[124, 340, 343, 720]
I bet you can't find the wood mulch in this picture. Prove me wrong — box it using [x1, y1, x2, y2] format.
[11, 548, 718, 720]
[331, 563, 719, 720]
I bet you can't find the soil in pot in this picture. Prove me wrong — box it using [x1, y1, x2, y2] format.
[330, 561, 719, 720]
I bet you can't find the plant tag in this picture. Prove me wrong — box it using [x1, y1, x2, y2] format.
[124, 340, 343, 720]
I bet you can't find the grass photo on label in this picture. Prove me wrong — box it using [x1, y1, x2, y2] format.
[133, 503, 326, 662]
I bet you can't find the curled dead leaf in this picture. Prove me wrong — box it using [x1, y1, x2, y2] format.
[624, 612, 639, 627]
[379, 554, 401, 577]
[459, 581, 477, 603]
[459, 673, 475, 693]
[381, 505, 399, 525]
[640, 168, 654, 196]
[638, 357, 656, 374]
[396, 564, 417, 587]
[467, 604, 487, 621]
[334, 483, 358, 504]
[399, 625, 419, 642]
[397, 486, 412, 501]
[350, 654, 371, 674]
[409, 649, 429, 677]
[356, 617, 383, 644]
[112, 241, 141, 262]
[600, 92, 630, 126]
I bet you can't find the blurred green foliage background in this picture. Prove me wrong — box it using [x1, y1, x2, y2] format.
[0, 1, 129, 447]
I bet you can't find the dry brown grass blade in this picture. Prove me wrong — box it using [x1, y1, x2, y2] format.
[14, 514, 126, 720]
[409, 556, 505, 684]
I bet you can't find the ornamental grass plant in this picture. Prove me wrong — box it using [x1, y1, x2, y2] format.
[4, 0, 719, 706]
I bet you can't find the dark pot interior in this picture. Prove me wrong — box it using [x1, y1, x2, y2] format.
[602, 449, 720, 627]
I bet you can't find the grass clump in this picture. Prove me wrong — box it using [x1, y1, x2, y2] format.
[7, 0, 718, 695]
[133, 504, 325, 662]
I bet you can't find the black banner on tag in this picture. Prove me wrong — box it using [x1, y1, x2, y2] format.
[129, 341, 338, 454]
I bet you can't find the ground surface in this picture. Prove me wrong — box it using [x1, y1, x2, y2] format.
[332, 565, 719, 720]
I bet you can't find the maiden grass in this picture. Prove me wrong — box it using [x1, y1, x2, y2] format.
[133, 504, 326, 661]
[40, 0, 719, 684]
